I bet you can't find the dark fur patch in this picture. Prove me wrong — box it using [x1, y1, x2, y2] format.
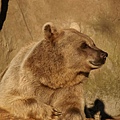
[67, 107, 80, 114]
[24, 98, 37, 105]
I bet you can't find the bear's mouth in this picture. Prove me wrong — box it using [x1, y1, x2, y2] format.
[89, 59, 106, 68]
[89, 61, 103, 66]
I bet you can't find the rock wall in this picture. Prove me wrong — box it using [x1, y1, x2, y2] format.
[0, 0, 120, 117]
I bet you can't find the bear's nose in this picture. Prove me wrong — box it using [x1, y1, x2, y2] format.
[100, 51, 108, 59]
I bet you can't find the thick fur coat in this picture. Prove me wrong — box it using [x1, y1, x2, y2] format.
[0, 23, 108, 120]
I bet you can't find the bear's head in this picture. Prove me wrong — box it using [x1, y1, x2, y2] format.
[26, 22, 108, 88]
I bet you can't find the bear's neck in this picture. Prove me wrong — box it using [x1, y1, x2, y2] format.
[40, 70, 88, 89]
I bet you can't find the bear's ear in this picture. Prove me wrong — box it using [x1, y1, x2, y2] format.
[42, 22, 59, 40]
[70, 22, 80, 32]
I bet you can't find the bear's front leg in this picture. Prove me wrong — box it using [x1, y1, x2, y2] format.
[50, 85, 86, 120]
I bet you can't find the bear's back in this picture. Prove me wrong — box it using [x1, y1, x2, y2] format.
[0, 42, 37, 87]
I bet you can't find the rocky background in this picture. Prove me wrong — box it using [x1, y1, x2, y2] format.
[0, 0, 120, 118]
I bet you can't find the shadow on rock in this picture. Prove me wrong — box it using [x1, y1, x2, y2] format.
[85, 99, 113, 120]
[0, 0, 9, 30]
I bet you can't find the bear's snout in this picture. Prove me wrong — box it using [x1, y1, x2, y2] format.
[88, 49, 108, 68]
[97, 50, 108, 65]
[99, 51, 108, 59]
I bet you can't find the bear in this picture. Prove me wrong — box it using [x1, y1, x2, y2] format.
[0, 22, 108, 120]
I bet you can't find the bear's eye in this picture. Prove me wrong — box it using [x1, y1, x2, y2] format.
[80, 42, 88, 49]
